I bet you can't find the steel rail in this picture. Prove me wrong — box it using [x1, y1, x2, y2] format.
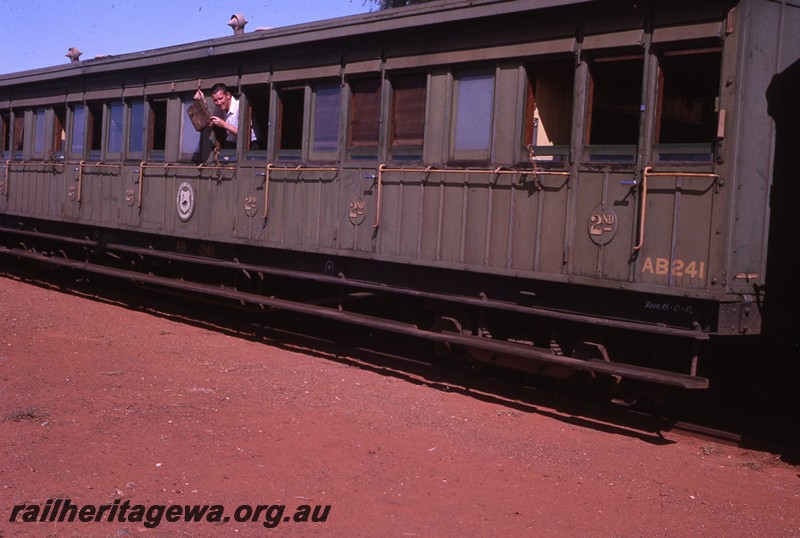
[0, 244, 708, 389]
[0, 224, 711, 342]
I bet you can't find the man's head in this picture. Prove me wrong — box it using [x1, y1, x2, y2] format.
[210, 83, 232, 112]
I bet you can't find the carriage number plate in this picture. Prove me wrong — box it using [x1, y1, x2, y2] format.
[641, 257, 706, 279]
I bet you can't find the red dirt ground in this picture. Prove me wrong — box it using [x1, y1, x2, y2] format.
[0, 275, 798, 537]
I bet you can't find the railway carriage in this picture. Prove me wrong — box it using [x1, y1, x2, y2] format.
[1, 0, 798, 394]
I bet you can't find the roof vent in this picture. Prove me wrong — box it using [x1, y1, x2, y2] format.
[228, 13, 248, 35]
[66, 47, 82, 63]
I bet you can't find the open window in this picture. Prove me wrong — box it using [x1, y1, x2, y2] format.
[53, 105, 66, 159]
[180, 96, 202, 162]
[87, 102, 103, 159]
[243, 86, 269, 157]
[1, 110, 9, 158]
[12, 110, 24, 159]
[523, 60, 574, 163]
[310, 82, 341, 161]
[147, 98, 167, 160]
[276, 86, 305, 161]
[584, 55, 644, 162]
[654, 48, 721, 162]
[348, 77, 381, 160]
[389, 73, 426, 162]
[451, 70, 495, 162]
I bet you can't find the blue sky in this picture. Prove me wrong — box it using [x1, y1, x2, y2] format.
[1, 1, 372, 75]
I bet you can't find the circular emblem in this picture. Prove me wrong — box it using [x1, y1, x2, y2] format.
[348, 195, 367, 226]
[125, 188, 136, 207]
[176, 182, 196, 222]
[588, 204, 618, 246]
[67, 185, 77, 202]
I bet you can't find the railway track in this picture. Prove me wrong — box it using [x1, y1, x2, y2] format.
[2, 255, 794, 457]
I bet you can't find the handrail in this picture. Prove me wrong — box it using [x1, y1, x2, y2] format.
[634, 166, 720, 251]
[3, 160, 67, 199]
[262, 164, 339, 220]
[2, 160, 9, 199]
[74, 161, 122, 204]
[372, 164, 571, 229]
[135, 161, 237, 209]
[76, 161, 86, 204]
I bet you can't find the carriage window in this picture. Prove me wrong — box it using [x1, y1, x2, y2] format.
[148, 98, 167, 159]
[349, 77, 381, 159]
[523, 61, 573, 163]
[0, 111, 9, 156]
[277, 86, 304, 160]
[585, 55, 644, 162]
[243, 87, 269, 154]
[180, 96, 202, 162]
[13, 111, 24, 158]
[53, 106, 66, 157]
[33, 108, 46, 156]
[390, 73, 426, 162]
[87, 102, 103, 158]
[70, 104, 85, 155]
[654, 49, 721, 162]
[128, 99, 145, 155]
[310, 83, 340, 160]
[107, 101, 124, 155]
[452, 71, 495, 161]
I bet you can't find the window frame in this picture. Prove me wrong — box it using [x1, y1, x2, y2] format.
[388, 72, 427, 163]
[32, 108, 47, 159]
[309, 81, 342, 162]
[347, 76, 382, 161]
[12, 109, 25, 160]
[147, 97, 168, 161]
[275, 85, 306, 162]
[450, 68, 496, 163]
[127, 98, 146, 160]
[0, 110, 10, 158]
[86, 101, 104, 160]
[652, 47, 722, 163]
[68, 103, 86, 159]
[52, 105, 66, 159]
[521, 59, 575, 164]
[583, 53, 645, 163]
[241, 85, 270, 160]
[105, 100, 125, 159]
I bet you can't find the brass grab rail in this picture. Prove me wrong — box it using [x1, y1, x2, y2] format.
[2, 160, 69, 198]
[373, 165, 570, 229]
[74, 162, 122, 203]
[634, 166, 720, 251]
[2, 160, 9, 199]
[136, 161, 237, 209]
[262, 164, 339, 220]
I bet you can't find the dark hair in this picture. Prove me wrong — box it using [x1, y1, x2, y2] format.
[210, 82, 229, 95]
